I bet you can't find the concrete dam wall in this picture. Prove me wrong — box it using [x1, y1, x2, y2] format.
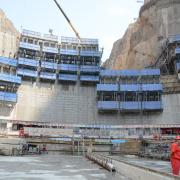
[1, 81, 180, 126]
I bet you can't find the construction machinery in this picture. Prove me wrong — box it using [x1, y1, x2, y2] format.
[53, 0, 81, 42]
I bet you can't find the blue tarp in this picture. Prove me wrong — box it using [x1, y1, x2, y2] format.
[111, 139, 127, 144]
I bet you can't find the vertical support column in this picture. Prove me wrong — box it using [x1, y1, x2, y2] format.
[7, 122, 13, 134]
[0, 66, 3, 73]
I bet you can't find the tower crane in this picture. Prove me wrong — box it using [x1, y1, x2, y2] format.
[53, 0, 81, 42]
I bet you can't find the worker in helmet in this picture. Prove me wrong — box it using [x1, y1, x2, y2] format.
[171, 136, 180, 175]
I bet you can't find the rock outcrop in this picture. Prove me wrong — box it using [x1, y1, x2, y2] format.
[104, 0, 180, 70]
[0, 9, 19, 58]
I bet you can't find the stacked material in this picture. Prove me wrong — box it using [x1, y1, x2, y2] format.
[140, 140, 170, 160]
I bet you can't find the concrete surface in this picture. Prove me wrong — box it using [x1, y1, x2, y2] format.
[2, 81, 180, 126]
[111, 155, 172, 174]
[0, 155, 128, 180]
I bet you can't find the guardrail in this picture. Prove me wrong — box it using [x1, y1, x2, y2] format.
[97, 84, 119, 92]
[40, 72, 56, 80]
[98, 101, 119, 110]
[17, 68, 38, 78]
[41, 61, 58, 70]
[80, 75, 99, 82]
[19, 42, 40, 51]
[0, 91, 17, 103]
[100, 69, 160, 77]
[0, 73, 21, 84]
[18, 58, 39, 67]
[0, 57, 17, 67]
[59, 74, 78, 81]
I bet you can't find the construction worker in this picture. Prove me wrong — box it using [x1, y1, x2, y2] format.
[170, 136, 180, 175]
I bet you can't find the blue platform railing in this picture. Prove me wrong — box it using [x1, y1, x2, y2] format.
[0, 91, 17, 103]
[120, 102, 141, 111]
[97, 84, 162, 92]
[175, 48, 180, 55]
[0, 56, 17, 67]
[59, 64, 79, 72]
[18, 58, 39, 67]
[80, 75, 99, 82]
[141, 69, 160, 76]
[142, 101, 163, 110]
[19, 42, 40, 51]
[141, 84, 163, 92]
[80, 65, 100, 73]
[169, 35, 180, 43]
[97, 84, 119, 91]
[100, 70, 120, 77]
[0, 73, 21, 84]
[59, 74, 78, 81]
[80, 51, 101, 57]
[176, 62, 180, 72]
[42, 47, 58, 54]
[17, 68, 38, 78]
[60, 49, 79, 56]
[98, 101, 119, 110]
[120, 84, 140, 92]
[41, 61, 57, 70]
[40, 72, 56, 80]
[61, 36, 98, 45]
[100, 69, 160, 77]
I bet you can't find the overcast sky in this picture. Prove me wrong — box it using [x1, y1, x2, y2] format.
[1, 0, 142, 62]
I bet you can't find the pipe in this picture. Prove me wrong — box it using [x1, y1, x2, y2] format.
[86, 153, 116, 172]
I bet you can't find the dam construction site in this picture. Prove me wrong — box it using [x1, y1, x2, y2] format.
[1, 0, 180, 179]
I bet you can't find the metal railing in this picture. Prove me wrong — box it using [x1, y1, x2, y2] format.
[41, 61, 58, 70]
[0, 57, 17, 67]
[18, 58, 39, 67]
[100, 69, 160, 77]
[142, 101, 163, 110]
[80, 51, 101, 57]
[80, 65, 100, 73]
[42, 47, 58, 54]
[60, 49, 79, 56]
[61, 36, 98, 45]
[59, 74, 78, 81]
[98, 101, 119, 110]
[0, 73, 21, 84]
[0, 91, 17, 103]
[141, 84, 163, 92]
[43, 34, 58, 41]
[120, 84, 140, 92]
[17, 68, 38, 77]
[40, 72, 56, 80]
[22, 29, 58, 41]
[175, 48, 180, 54]
[120, 102, 141, 111]
[80, 75, 99, 82]
[19, 42, 40, 51]
[59, 64, 79, 72]
[22, 29, 41, 39]
[168, 34, 180, 44]
[176, 62, 180, 72]
[97, 84, 119, 92]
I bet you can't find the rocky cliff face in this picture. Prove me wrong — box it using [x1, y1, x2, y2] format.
[0, 9, 19, 58]
[104, 0, 180, 70]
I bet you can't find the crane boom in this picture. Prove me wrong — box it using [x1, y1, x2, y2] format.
[53, 0, 81, 41]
